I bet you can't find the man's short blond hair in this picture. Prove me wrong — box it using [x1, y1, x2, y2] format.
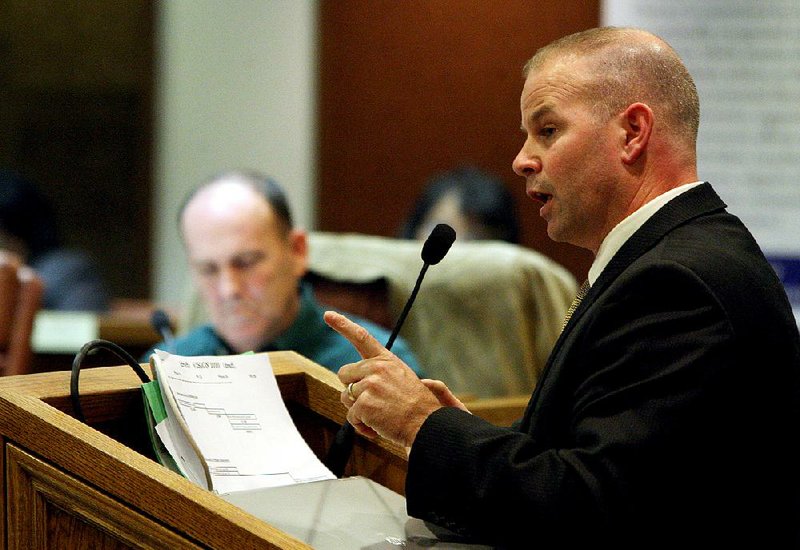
[524, 27, 700, 148]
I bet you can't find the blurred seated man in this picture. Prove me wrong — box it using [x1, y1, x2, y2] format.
[0, 169, 109, 312]
[146, 170, 422, 375]
[399, 165, 520, 244]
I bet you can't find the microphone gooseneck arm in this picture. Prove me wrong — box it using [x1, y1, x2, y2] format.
[324, 224, 455, 477]
[385, 263, 428, 350]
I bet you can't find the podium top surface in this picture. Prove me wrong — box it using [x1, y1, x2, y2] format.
[222, 477, 492, 550]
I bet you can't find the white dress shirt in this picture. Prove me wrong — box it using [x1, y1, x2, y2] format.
[588, 182, 704, 285]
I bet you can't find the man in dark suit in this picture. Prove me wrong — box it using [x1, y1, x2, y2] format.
[324, 27, 800, 547]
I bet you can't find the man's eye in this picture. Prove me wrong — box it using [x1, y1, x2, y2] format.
[232, 253, 265, 270]
[197, 266, 218, 278]
[540, 126, 557, 138]
[232, 259, 252, 270]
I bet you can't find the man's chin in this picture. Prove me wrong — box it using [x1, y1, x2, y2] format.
[217, 324, 264, 353]
[220, 335, 260, 354]
[546, 225, 564, 243]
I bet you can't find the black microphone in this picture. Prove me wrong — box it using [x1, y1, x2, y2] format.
[421, 222, 457, 265]
[150, 309, 175, 352]
[324, 223, 456, 477]
[385, 223, 455, 349]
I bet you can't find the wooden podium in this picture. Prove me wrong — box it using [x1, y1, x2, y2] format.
[0, 351, 408, 549]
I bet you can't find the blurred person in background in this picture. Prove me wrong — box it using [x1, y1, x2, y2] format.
[399, 165, 520, 244]
[145, 170, 422, 375]
[0, 169, 109, 312]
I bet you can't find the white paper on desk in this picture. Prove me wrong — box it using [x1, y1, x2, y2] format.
[153, 350, 335, 495]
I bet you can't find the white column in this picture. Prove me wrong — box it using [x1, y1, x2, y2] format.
[153, 0, 318, 306]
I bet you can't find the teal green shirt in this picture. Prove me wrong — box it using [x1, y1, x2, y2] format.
[143, 284, 424, 376]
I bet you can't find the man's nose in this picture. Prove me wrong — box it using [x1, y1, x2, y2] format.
[512, 145, 541, 177]
[217, 266, 244, 299]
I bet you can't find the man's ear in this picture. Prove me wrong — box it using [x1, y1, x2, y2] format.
[290, 229, 309, 277]
[620, 102, 654, 165]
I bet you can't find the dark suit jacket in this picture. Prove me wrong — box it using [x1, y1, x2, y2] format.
[406, 183, 800, 548]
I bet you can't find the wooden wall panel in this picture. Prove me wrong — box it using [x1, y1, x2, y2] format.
[318, 0, 599, 280]
[0, 1, 154, 300]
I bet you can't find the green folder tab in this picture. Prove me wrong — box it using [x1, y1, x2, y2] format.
[142, 380, 167, 423]
[141, 379, 182, 476]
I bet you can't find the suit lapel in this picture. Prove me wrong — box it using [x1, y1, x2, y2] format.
[590, 182, 726, 299]
[520, 183, 727, 426]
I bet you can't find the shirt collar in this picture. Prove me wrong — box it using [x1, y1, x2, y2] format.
[588, 181, 703, 285]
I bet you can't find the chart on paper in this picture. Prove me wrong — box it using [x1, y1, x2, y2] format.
[153, 351, 334, 494]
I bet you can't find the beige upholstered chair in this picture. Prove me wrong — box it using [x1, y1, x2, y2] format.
[0, 252, 44, 376]
[307, 233, 577, 398]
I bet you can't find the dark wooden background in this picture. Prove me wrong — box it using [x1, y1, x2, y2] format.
[317, 0, 598, 280]
[1, 1, 599, 301]
[0, 1, 154, 299]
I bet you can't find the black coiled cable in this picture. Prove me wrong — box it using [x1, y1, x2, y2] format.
[69, 339, 151, 423]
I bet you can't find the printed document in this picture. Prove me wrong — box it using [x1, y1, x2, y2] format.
[150, 350, 335, 495]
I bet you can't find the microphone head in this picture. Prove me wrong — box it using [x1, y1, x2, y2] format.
[421, 223, 456, 265]
[150, 309, 172, 334]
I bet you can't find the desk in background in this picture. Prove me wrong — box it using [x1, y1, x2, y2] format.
[31, 301, 168, 373]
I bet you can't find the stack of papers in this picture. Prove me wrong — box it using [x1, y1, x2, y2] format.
[142, 350, 334, 495]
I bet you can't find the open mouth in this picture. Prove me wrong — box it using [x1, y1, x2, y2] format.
[530, 191, 552, 205]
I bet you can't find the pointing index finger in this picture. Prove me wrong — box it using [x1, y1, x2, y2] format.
[323, 310, 388, 359]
